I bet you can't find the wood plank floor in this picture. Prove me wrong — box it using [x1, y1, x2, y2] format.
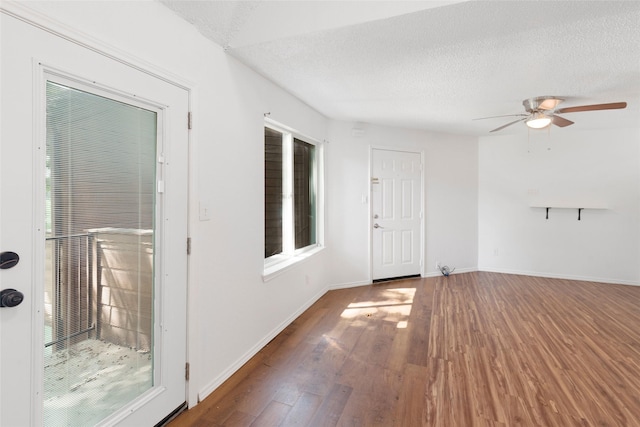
[168, 272, 640, 426]
[426, 272, 640, 427]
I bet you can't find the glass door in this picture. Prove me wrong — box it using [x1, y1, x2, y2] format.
[44, 81, 158, 426]
[1, 12, 188, 426]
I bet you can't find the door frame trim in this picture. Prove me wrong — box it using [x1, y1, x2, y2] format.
[369, 145, 425, 283]
[0, 2, 194, 92]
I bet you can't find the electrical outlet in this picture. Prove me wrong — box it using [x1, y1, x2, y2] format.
[493, 248, 499, 256]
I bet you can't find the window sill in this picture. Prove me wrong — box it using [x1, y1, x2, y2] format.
[263, 246, 325, 283]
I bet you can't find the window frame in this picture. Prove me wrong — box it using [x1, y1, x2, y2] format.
[263, 119, 323, 279]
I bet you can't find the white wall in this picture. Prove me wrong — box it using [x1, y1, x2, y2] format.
[325, 121, 478, 287]
[478, 128, 640, 285]
[13, 0, 331, 405]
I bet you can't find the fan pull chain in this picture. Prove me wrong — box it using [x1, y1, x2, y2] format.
[547, 124, 552, 151]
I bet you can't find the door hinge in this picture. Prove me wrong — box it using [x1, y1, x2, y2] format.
[188, 112, 193, 130]
[185, 362, 190, 381]
[187, 237, 192, 255]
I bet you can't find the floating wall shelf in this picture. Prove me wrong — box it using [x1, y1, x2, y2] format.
[530, 204, 608, 220]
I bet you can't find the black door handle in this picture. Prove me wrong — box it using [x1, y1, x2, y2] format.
[0, 251, 20, 269]
[0, 289, 24, 307]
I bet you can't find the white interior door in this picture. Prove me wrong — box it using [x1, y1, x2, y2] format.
[1, 11, 188, 426]
[371, 149, 423, 281]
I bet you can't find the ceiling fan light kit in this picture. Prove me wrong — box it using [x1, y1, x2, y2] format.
[475, 96, 627, 133]
[526, 112, 552, 129]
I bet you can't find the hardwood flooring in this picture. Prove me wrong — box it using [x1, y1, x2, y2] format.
[426, 272, 640, 427]
[168, 272, 640, 426]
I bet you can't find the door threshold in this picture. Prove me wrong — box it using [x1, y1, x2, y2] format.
[155, 401, 187, 427]
[372, 274, 421, 284]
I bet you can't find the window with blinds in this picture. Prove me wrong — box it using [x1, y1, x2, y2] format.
[44, 80, 157, 425]
[293, 138, 316, 249]
[264, 123, 319, 266]
[264, 127, 283, 258]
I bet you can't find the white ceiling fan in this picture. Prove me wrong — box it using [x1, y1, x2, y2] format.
[475, 96, 627, 132]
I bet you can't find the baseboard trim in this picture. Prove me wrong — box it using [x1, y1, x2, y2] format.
[327, 280, 371, 290]
[478, 267, 640, 287]
[197, 286, 328, 402]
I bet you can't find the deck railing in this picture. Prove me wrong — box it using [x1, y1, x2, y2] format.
[45, 233, 95, 350]
[44, 228, 153, 352]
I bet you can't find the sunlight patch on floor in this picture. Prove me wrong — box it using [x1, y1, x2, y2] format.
[340, 287, 416, 328]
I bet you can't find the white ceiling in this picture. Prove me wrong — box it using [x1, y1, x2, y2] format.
[160, 0, 640, 136]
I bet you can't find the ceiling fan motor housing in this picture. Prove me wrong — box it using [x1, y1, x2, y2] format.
[523, 96, 563, 113]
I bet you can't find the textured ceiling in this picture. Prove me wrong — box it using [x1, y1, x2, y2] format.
[160, 1, 640, 136]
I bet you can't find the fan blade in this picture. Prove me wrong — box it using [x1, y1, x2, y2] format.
[556, 102, 627, 114]
[551, 114, 574, 127]
[473, 113, 528, 121]
[490, 117, 527, 132]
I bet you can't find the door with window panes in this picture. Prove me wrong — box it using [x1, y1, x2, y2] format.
[0, 11, 188, 426]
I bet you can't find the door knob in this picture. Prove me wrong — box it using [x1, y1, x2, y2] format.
[373, 223, 384, 229]
[0, 289, 24, 308]
[0, 251, 20, 269]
